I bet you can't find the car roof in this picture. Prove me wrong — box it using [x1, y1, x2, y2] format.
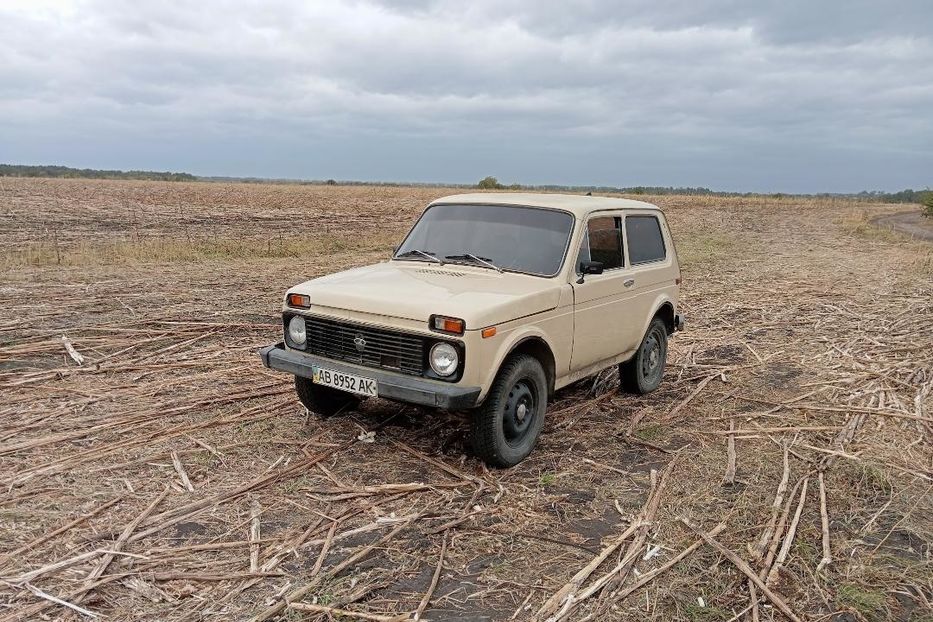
[429, 192, 660, 218]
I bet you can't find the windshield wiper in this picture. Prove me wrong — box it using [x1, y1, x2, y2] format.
[445, 253, 503, 273]
[395, 249, 444, 265]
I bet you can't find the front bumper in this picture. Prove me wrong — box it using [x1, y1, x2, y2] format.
[259, 342, 482, 410]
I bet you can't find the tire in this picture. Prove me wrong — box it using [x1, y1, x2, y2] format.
[471, 354, 547, 468]
[294, 376, 359, 417]
[620, 318, 668, 394]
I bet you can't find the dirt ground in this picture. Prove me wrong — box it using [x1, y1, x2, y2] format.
[0, 179, 930, 622]
[872, 211, 933, 243]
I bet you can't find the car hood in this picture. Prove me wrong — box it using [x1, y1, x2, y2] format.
[288, 261, 563, 329]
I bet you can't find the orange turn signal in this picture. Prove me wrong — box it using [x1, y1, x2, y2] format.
[481, 326, 497, 339]
[287, 293, 310, 308]
[430, 315, 465, 335]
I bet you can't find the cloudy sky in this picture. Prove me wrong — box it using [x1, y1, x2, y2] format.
[1, 0, 931, 192]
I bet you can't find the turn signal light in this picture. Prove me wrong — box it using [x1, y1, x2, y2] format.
[481, 326, 497, 339]
[287, 293, 311, 308]
[431, 315, 465, 335]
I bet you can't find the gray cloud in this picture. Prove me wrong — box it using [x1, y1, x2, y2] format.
[0, 0, 930, 191]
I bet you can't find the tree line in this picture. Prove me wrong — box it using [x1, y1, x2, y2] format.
[478, 176, 931, 204]
[0, 164, 195, 182]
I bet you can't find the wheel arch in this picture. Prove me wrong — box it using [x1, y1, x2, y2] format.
[628, 295, 677, 346]
[653, 300, 676, 335]
[504, 336, 557, 398]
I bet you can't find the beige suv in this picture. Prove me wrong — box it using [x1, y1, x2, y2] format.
[260, 193, 683, 467]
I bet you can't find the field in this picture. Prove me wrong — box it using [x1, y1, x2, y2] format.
[0, 178, 931, 622]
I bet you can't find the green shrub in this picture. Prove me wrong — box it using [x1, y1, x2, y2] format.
[922, 191, 933, 217]
[477, 176, 503, 190]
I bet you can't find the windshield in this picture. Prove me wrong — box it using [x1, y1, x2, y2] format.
[395, 204, 575, 276]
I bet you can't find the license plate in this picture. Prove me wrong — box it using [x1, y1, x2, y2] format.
[311, 365, 378, 397]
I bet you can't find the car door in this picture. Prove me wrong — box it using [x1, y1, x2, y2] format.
[621, 211, 675, 338]
[569, 213, 642, 371]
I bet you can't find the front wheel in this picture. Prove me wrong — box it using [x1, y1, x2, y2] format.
[471, 354, 547, 468]
[620, 318, 668, 394]
[294, 376, 359, 417]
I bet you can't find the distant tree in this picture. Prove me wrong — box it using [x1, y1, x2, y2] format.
[477, 176, 503, 190]
[325, 179, 338, 186]
[922, 191, 933, 217]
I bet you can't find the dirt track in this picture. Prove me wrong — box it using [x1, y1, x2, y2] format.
[872, 210, 933, 242]
[0, 179, 931, 621]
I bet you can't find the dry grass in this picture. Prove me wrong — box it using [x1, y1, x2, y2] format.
[1, 232, 401, 268]
[0, 178, 930, 621]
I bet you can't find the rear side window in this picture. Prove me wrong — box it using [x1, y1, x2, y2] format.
[577, 216, 623, 271]
[625, 215, 666, 264]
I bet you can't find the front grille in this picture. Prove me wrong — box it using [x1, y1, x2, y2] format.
[303, 316, 425, 376]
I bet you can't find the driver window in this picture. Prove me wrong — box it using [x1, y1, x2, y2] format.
[575, 228, 590, 272]
[581, 216, 623, 271]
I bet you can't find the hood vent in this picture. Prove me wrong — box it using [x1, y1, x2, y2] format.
[416, 268, 467, 278]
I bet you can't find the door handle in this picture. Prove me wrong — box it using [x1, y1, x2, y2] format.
[623, 279, 635, 287]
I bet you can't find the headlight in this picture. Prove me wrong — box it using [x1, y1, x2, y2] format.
[429, 342, 459, 377]
[288, 315, 307, 346]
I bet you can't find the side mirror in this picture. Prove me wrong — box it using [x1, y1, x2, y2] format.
[575, 260, 603, 284]
[580, 260, 604, 275]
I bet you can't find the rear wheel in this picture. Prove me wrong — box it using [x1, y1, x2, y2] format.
[620, 318, 668, 394]
[471, 355, 547, 468]
[295, 376, 358, 417]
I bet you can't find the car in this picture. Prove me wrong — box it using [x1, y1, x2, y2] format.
[259, 193, 684, 467]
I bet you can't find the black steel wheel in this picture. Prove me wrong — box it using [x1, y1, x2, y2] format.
[471, 354, 547, 467]
[294, 376, 358, 417]
[620, 318, 668, 394]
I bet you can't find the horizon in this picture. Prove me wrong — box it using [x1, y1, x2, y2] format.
[2, 162, 929, 197]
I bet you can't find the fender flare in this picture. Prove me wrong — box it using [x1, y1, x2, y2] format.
[638, 295, 677, 338]
[481, 327, 558, 400]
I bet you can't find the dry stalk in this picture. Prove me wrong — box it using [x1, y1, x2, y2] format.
[310, 519, 337, 576]
[22, 583, 99, 619]
[535, 519, 647, 619]
[414, 529, 449, 621]
[667, 374, 716, 421]
[816, 471, 832, 573]
[253, 514, 422, 621]
[249, 499, 261, 573]
[608, 522, 727, 601]
[723, 417, 737, 485]
[77, 487, 170, 603]
[761, 475, 808, 581]
[766, 477, 809, 586]
[540, 461, 676, 622]
[288, 602, 409, 621]
[680, 518, 803, 622]
[171, 451, 195, 492]
[752, 442, 791, 560]
[0, 498, 120, 568]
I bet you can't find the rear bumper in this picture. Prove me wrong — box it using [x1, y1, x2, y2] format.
[259, 342, 482, 410]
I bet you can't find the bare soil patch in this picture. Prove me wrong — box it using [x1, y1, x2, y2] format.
[872, 210, 933, 242]
[0, 179, 930, 621]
